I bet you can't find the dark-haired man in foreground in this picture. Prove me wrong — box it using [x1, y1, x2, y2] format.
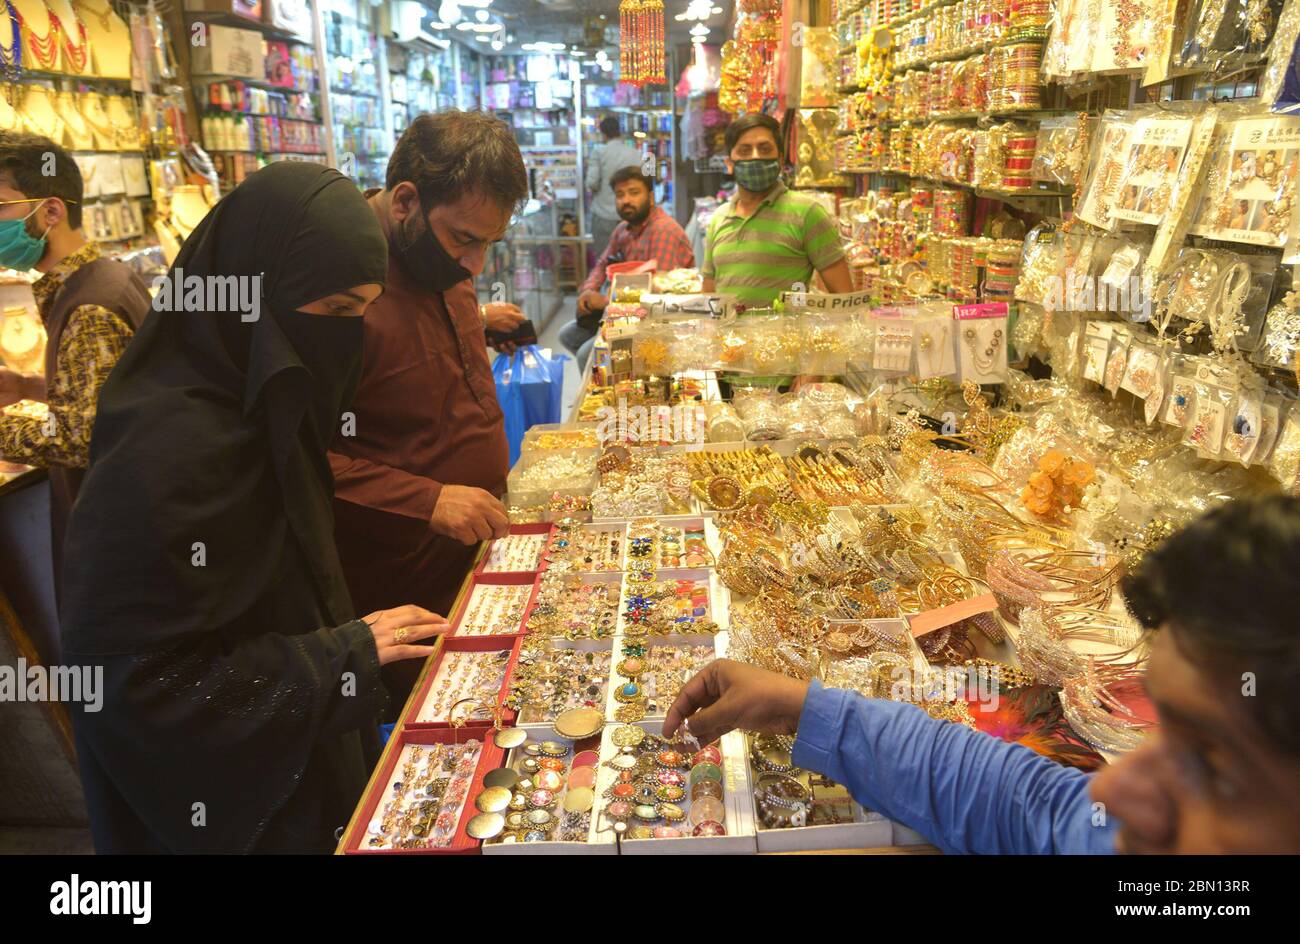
[667, 494, 1300, 853]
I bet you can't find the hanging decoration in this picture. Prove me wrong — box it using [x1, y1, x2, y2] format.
[720, 1, 783, 114]
[619, 0, 666, 87]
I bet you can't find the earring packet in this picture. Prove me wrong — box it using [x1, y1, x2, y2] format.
[1103, 325, 1132, 396]
[1164, 373, 1198, 428]
[1183, 382, 1231, 456]
[1222, 388, 1263, 465]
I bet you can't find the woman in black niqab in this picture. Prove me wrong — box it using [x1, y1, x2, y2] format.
[60, 163, 445, 853]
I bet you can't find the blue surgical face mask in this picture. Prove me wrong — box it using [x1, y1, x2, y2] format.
[0, 205, 49, 272]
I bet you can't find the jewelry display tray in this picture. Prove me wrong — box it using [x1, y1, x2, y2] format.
[474, 521, 553, 576]
[447, 572, 542, 640]
[481, 732, 618, 855]
[407, 636, 522, 728]
[340, 724, 505, 855]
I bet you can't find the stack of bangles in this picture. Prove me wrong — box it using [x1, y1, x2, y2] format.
[754, 773, 812, 829]
[750, 734, 796, 774]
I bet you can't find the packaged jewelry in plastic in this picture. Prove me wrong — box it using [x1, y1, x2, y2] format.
[1016, 224, 1062, 308]
[914, 313, 957, 379]
[632, 322, 675, 377]
[666, 318, 721, 373]
[1143, 349, 1172, 425]
[1268, 405, 1300, 491]
[1255, 394, 1286, 463]
[871, 315, 916, 375]
[1176, 0, 1283, 72]
[703, 400, 746, 442]
[1097, 239, 1152, 322]
[955, 304, 1008, 384]
[1263, 0, 1300, 111]
[739, 315, 797, 377]
[1103, 325, 1133, 396]
[1081, 321, 1113, 385]
[1163, 367, 1199, 428]
[733, 387, 785, 441]
[1223, 388, 1264, 465]
[1076, 112, 1137, 230]
[1120, 340, 1162, 400]
[1183, 381, 1233, 457]
[1112, 112, 1196, 226]
[1188, 114, 1300, 250]
[1253, 296, 1300, 370]
[1032, 115, 1091, 187]
[800, 311, 853, 376]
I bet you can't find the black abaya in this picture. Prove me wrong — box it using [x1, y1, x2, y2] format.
[59, 163, 391, 853]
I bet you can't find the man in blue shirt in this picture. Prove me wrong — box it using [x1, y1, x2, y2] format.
[666, 494, 1300, 854]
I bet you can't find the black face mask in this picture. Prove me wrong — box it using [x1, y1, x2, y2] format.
[393, 201, 472, 294]
[271, 308, 364, 452]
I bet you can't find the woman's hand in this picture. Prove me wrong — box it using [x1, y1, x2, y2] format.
[362, 605, 449, 665]
[664, 659, 811, 746]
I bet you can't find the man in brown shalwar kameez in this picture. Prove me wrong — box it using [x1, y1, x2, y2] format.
[328, 111, 530, 700]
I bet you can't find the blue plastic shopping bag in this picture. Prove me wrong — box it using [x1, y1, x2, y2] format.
[493, 345, 568, 465]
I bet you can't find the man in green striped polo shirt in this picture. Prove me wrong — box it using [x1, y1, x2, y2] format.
[701, 113, 853, 308]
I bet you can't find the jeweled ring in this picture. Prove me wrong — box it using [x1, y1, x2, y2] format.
[393, 627, 410, 644]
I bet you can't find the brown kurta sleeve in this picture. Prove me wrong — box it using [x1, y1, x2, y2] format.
[328, 449, 442, 548]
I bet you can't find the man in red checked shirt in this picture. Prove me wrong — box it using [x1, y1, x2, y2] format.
[560, 167, 694, 372]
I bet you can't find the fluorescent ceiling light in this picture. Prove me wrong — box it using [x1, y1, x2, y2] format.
[471, 22, 499, 32]
[475, 34, 489, 42]
[428, 20, 450, 29]
[455, 21, 474, 30]
[475, 9, 489, 21]
[491, 40, 503, 50]
[689, 24, 709, 37]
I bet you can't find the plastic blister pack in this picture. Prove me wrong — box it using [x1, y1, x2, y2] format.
[1177, 0, 1284, 73]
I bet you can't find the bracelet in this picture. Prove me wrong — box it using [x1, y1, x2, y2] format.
[750, 735, 795, 773]
[754, 773, 811, 826]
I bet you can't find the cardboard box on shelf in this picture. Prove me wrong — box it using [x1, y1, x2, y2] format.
[189, 23, 266, 79]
